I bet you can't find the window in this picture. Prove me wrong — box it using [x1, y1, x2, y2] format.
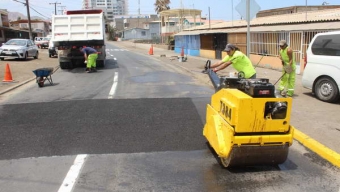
[311, 34, 340, 56]
[141, 31, 146, 36]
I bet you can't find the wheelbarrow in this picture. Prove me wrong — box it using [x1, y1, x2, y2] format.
[32, 68, 54, 87]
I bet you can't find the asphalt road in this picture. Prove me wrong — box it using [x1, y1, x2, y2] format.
[0, 42, 339, 192]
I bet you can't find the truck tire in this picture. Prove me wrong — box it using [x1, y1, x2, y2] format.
[60, 62, 69, 69]
[97, 60, 105, 68]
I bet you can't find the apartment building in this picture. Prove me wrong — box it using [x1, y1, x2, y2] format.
[82, 0, 128, 21]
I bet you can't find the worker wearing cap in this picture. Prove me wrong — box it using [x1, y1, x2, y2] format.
[278, 40, 296, 97]
[210, 44, 256, 79]
[80, 46, 98, 73]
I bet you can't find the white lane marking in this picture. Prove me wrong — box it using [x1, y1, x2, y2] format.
[58, 154, 87, 192]
[108, 72, 118, 99]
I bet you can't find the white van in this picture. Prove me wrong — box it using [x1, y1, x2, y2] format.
[302, 31, 340, 103]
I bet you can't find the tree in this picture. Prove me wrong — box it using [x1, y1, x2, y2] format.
[154, 0, 171, 26]
[154, 0, 170, 14]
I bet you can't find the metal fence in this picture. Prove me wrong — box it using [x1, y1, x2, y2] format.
[250, 30, 334, 65]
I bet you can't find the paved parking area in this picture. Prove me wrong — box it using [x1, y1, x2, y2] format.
[0, 48, 59, 94]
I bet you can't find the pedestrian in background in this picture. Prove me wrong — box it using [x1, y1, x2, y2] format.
[210, 44, 256, 79]
[278, 40, 296, 97]
[80, 46, 98, 73]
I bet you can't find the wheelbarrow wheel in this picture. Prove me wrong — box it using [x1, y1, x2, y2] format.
[38, 77, 44, 87]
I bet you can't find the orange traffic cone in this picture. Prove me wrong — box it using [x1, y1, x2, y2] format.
[3, 63, 14, 82]
[148, 44, 154, 55]
[180, 46, 184, 57]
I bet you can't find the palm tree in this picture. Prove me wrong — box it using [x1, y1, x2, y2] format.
[154, 0, 171, 14]
[154, 0, 171, 26]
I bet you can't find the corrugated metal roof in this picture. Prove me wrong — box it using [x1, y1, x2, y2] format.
[186, 8, 340, 30]
[175, 22, 340, 35]
[160, 9, 202, 17]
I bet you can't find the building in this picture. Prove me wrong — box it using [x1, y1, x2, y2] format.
[174, 6, 340, 74]
[0, 9, 42, 43]
[82, 0, 128, 21]
[256, 5, 340, 17]
[123, 27, 150, 40]
[10, 20, 50, 37]
[112, 14, 158, 31]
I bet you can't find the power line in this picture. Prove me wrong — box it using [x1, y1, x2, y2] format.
[29, 6, 50, 19]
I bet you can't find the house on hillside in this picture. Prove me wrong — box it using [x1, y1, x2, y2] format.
[174, 6, 340, 74]
[0, 9, 37, 43]
[10, 19, 50, 37]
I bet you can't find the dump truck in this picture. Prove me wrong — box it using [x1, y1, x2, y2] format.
[51, 9, 106, 69]
[202, 61, 295, 167]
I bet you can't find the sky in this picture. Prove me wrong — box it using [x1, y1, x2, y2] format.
[0, 0, 339, 20]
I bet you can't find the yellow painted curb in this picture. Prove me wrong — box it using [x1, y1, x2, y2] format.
[294, 128, 340, 168]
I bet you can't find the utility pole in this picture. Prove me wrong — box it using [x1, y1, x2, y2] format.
[58, 5, 66, 15]
[138, 0, 140, 15]
[13, 0, 32, 40]
[50, 2, 61, 15]
[305, 0, 307, 21]
[138, 0, 140, 28]
[25, 0, 32, 40]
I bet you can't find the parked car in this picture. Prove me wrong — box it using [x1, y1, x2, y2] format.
[35, 37, 50, 49]
[302, 31, 340, 103]
[0, 39, 39, 61]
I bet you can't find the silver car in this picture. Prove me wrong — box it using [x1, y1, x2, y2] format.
[0, 39, 39, 61]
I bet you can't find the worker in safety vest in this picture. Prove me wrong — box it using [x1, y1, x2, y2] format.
[278, 40, 296, 97]
[210, 44, 256, 79]
[80, 46, 98, 73]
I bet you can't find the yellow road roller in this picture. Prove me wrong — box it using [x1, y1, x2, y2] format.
[203, 68, 294, 167]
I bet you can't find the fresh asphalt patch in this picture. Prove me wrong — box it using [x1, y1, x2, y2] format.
[0, 98, 206, 160]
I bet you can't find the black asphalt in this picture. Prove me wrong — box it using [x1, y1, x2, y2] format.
[0, 98, 206, 160]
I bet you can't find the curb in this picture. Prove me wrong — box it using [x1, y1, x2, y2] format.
[294, 128, 340, 168]
[0, 65, 60, 96]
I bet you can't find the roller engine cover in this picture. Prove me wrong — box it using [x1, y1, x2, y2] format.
[238, 79, 275, 98]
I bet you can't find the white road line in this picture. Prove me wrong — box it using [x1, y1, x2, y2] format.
[108, 72, 118, 99]
[58, 154, 87, 192]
